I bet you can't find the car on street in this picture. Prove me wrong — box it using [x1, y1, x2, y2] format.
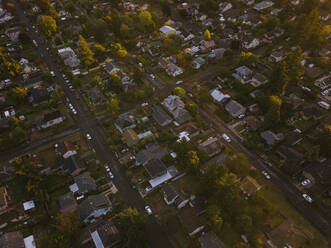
[108, 171, 114, 179]
[301, 179, 311, 186]
[72, 109, 77, 115]
[50, 71, 55, 77]
[145, 206, 152, 215]
[302, 193, 313, 203]
[176, 80, 183, 85]
[222, 133, 231, 143]
[262, 170, 271, 180]
[86, 133, 92, 140]
[150, 74, 155, 80]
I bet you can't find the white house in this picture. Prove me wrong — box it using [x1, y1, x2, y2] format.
[77, 195, 112, 223]
[210, 89, 231, 104]
[40, 111, 65, 129]
[166, 63, 183, 77]
[160, 25, 176, 36]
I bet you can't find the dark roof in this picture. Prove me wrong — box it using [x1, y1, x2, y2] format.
[29, 88, 50, 104]
[304, 162, 331, 185]
[260, 130, 283, 145]
[58, 192, 77, 213]
[199, 137, 222, 157]
[277, 145, 304, 161]
[74, 172, 97, 194]
[178, 206, 204, 235]
[189, 196, 207, 216]
[0, 232, 24, 248]
[90, 221, 120, 248]
[172, 122, 200, 138]
[199, 231, 226, 248]
[284, 131, 303, 146]
[43, 111, 62, 122]
[58, 140, 76, 155]
[77, 195, 112, 221]
[152, 104, 172, 127]
[136, 143, 168, 165]
[63, 155, 86, 175]
[144, 159, 167, 179]
[162, 183, 179, 203]
[114, 113, 135, 131]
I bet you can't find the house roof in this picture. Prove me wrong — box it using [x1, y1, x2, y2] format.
[253, 73, 268, 83]
[144, 159, 168, 179]
[58, 192, 77, 213]
[240, 176, 261, 196]
[122, 129, 139, 147]
[277, 145, 304, 161]
[284, 130, 303, 146]
[225, 100, 246, 117]
[178, 206, 204, 235]
[90, 221, 120, 248]
[199, 137, 222, 157]
[235, 66, 253, 77]
[29, 88, 50, 104]
[260, 130, 283, 145]
[42, 111, 62, 123]
[58, 140, 75, 155]
[210, 89, 231, 103]
[0, 232, 24, 248]
[152, 104, 172, 126]
[114, 112, 136, 131]
[63, 155, 86, 175]
[245, 116, 262, 131]
[136, 143, 168, 165]
[74, 172, 97, 194]
[199, 231, 226, 248]
[162, 183, 179, 203]
[77, 194, 112, 220]
[172, 122, 200, 138]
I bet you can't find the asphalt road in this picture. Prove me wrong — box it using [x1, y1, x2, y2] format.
[11, 1, 173, 247]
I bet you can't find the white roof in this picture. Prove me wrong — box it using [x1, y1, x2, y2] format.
[91, 231, 104, 248]
[149, 171, 173, 188]
[138, 131, 153, 139]
[210, 89, 231, 103]
[23, 200, 35, 211]
[160, 25, 176, 34]
[24, 235, 36, 248]
[69, 183, 79, 193]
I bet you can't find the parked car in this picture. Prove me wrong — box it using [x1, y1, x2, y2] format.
[108, 171, 114, 179]
[222, 133, 231, 143]
[176, 80, 183, 85]
[145, 205, 152, 215]
[302, 193, 313, 203]
[261, 170, 271, 180]
[50, 71, 55, 77]
[86, 133, 92, 140]
[301, 179, 311, 186]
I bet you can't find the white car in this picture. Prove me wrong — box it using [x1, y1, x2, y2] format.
[50, 71, 55, 77]
[222, 133, 231, 143]
[262, 170, 271, 180]
[302, 193, 313, 203]
[86, 133, 92, 140]
[238, 114, 245, 119]
[176, 80, 183, 85]
[108, 171, 114, 179]
[145, 206, 152, 215]
[301, 179, 311, 186]
[150, 74, 155, 80]
[72, 109, 77, 115]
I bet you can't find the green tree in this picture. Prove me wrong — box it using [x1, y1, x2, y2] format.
[235, 214, 253, 234]
[204, 29, 211, 41]
[199, 87, 212, 104]
[206, 204, 223, 231]
[55, 211, 82, 236]
[78, 35, 94, 66]
[137, 11, 155, 33]
[186, 103, 198, 116]
[93, 43, 106, 57]
[95, 18, 107, 42]
[187, 150, 200, 170]
[264, 95, 282, 129]
[174, 87, 186, 98]
[286, 47, 304, 85]
[39, 15, 57, 37]
[238, 52, 259, 66]
[108, 72, 123, 94]
[0, 47, 21, 77]
[110, 43, 127, 58]
[114, 208, 148, 248]
[107, 97, 120, 117]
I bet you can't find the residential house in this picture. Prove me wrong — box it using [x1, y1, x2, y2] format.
[199, 231, 227, 248]
[240, 176, 261, 196]
[136, 143, 168, 166]
[225, 100, 246, 118]
[253, 0, 274, 11]
[87, 86, 107, 105]
[172, 122, 200, 142]
[251, 73, 268, 87]
[161, 183, 189, 208]
[77, 194, 112, 223]
[57, 140, 77, 159]
[219, 2, 233, 12]
[315, 75, 331, 90]
[74, 172, 97, 194]
[58, 47, 80, 68]
[244, 116, 262, 131]
[284, 130, 303, 146]
[199, 137, 223, 157]
[303, 162, 331, 186]
[58, 192, 77, 213]
[28, 88, 50, 105]
[191, 57, 206, 69]
[260, 130, 284, 145]
[160, 25, 177, 36]
[114, 112, 136, 133]
[210, 89, 231, 104]
[178, 206, 204, 236]
[232, 66, 253, 84]
[40, 111, 65, 129]
[0, 186, 9, 211]
[276, 145, 304, 162]
[189, 196, 207, 216]
[144, 159, 174, 188]
[0, 232, 24, 248]
[90, 221, 120, 248]
[300, 106, 324, 121]
[166, 63, 184, 77]
[242, 36, 260, 50]
[152, 104, 173, 127]
[282, 94, 304, 110]
[162, 95, 192, 124]
[122, 129, 139, 147]
[62, 155, 86, 176]
[269, 50, 285, 63]
[103, 61, 120, 74]
[23, 235, 36, 248]
[200, 40, 216, 53]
